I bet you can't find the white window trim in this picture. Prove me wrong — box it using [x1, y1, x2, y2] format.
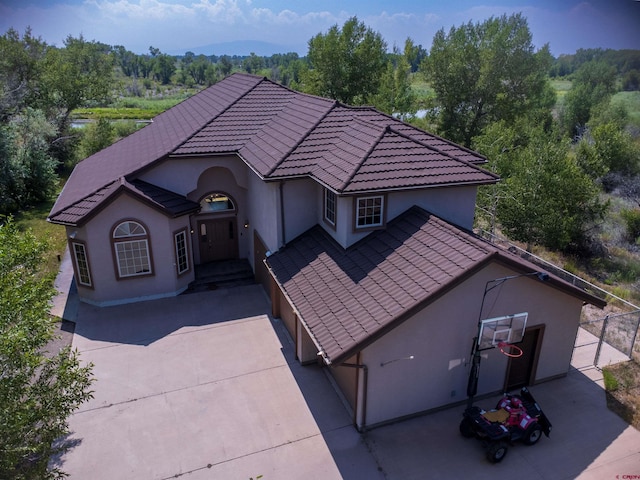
[114, 239, 152, 278]
[72, 241, 92, 287]
[174, 230, 189, 275]
[355, 195, 385, 229]
[324, 188, 337, 227]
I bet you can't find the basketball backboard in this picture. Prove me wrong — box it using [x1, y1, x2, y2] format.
[477, 312, 528, 351]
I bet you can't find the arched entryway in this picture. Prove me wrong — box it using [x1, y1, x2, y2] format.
[196, 192, 239, 263]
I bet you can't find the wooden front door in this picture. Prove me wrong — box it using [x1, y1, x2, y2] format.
[505, 325, 544, 391]
[198, 218, 238, 263]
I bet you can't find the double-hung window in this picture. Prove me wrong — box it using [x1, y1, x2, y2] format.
[355, 196, 385, 229]
[112, 221, 152, 278]
[72, 241, 92, 287]
[324, 188, 337, 227]
[174, 229, 189, 275]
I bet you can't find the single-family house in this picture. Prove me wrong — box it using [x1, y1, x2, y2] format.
[49, 73, 605, 430]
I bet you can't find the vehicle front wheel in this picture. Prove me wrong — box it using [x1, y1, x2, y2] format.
[523, 423, 543, 445]
[459, 418, 474, 438]
[486, 442, 508, 463]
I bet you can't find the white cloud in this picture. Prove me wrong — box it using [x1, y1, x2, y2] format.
[193, 0, 246, 23]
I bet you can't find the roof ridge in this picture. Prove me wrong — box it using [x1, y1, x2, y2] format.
[351, 104, 489, 164]
[170, 73, 265, 154]
[337, 119, 390, 192]
[264, 98, 341, 177]
[385, 124, 497, 175]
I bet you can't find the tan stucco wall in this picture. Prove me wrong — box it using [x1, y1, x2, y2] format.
[70, 194, 193, 306]
[360, 261, 585, 427]
[282, 178, 319, 244]
[138, 155, 250, 194]
[246, 174, 280, 268]
[323, 185, 479, 250]
[387, 186, 478, 230]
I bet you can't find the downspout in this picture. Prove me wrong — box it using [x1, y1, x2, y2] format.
[279, 181, 286, 248]
[340, 356, 368, 432]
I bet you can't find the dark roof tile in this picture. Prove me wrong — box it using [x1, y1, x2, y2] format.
[50, 73, 498, 225]
[268, 207, 607, 364]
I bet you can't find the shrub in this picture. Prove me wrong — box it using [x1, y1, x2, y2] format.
[620, 208, 640, 242]
[603, 367, 619, 391]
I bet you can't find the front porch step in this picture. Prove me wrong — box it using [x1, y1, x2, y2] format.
[185, 259, 255, 293]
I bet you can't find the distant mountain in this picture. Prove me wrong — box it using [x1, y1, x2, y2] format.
[170, 40, 305, 57]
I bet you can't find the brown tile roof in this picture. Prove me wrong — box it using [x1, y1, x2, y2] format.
[49, 73, 263, 224]
[265, 206, 606, 365]
[128, 180, 200, 217]
[49, 73, 497, 225]
[50, 178, 199, 226]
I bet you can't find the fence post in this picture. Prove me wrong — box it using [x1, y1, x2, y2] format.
[594, 315, 609, 368]
[631, 313, 640, 362]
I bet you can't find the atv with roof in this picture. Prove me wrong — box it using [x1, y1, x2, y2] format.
[459, 387, 552, 463]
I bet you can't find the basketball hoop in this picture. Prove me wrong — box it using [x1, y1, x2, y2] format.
[497, 341, 523, 358]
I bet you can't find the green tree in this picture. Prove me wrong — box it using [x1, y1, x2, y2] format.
[423, 13, 554, 147]
[42, 35, 114, 124]
[188, 54, 211, 85]
[475, 120, 607, 252]
[0, 108, 59, 215]
[113, 45, 140, 78]
[0, 219, 94, 479]
[218, 55, 233, 76]
[591, 123, 640, 180]
[303, 16, 387, 105]
[560, 60, 617, 138]
[78, 117, 115, 159]
[243, 52, 264, 74]
[371, 48, 415, 117]
[0, 28, 48, 121]
[152, 52, 176, 85]
[403, 37, 427, 73]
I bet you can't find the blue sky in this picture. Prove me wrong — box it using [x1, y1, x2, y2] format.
[0, 0, 638, 56]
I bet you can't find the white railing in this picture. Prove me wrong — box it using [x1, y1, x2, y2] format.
[475, 227, 640, 313]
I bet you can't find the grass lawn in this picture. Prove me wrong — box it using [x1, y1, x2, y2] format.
[603, 360, 640, 430]
[612, 91, 640, 126]
[14, 196, 68, 284]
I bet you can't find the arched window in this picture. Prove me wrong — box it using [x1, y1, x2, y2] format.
[112, 220, 152, 278]
[200, 193, 235, 213]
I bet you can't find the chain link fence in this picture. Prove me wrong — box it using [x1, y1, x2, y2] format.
[476, 228, 640, 367]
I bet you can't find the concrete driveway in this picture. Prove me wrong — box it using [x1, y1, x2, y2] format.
[52, 258, 640, 479]
[55, 285, 382, 479]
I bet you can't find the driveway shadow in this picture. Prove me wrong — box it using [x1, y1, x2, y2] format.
[268, 316, 386, 479]
[73, 285, 270, 347]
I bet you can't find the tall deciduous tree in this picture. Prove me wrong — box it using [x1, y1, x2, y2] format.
[42, 35, 114, 124]
[560, 60, 618, 138]
[0, 28, 48, 121]
[423, 13, 554, 147]
[0, 108, 59, 215]
[475, 120, 607, 252]
[403, 37, 427, 73]
[0, 219, 94, 479]
[303, 16, 387, 105]
[371, 47, 416, 117]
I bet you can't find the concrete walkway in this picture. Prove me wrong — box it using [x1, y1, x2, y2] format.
[51, 256, 640, 479]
